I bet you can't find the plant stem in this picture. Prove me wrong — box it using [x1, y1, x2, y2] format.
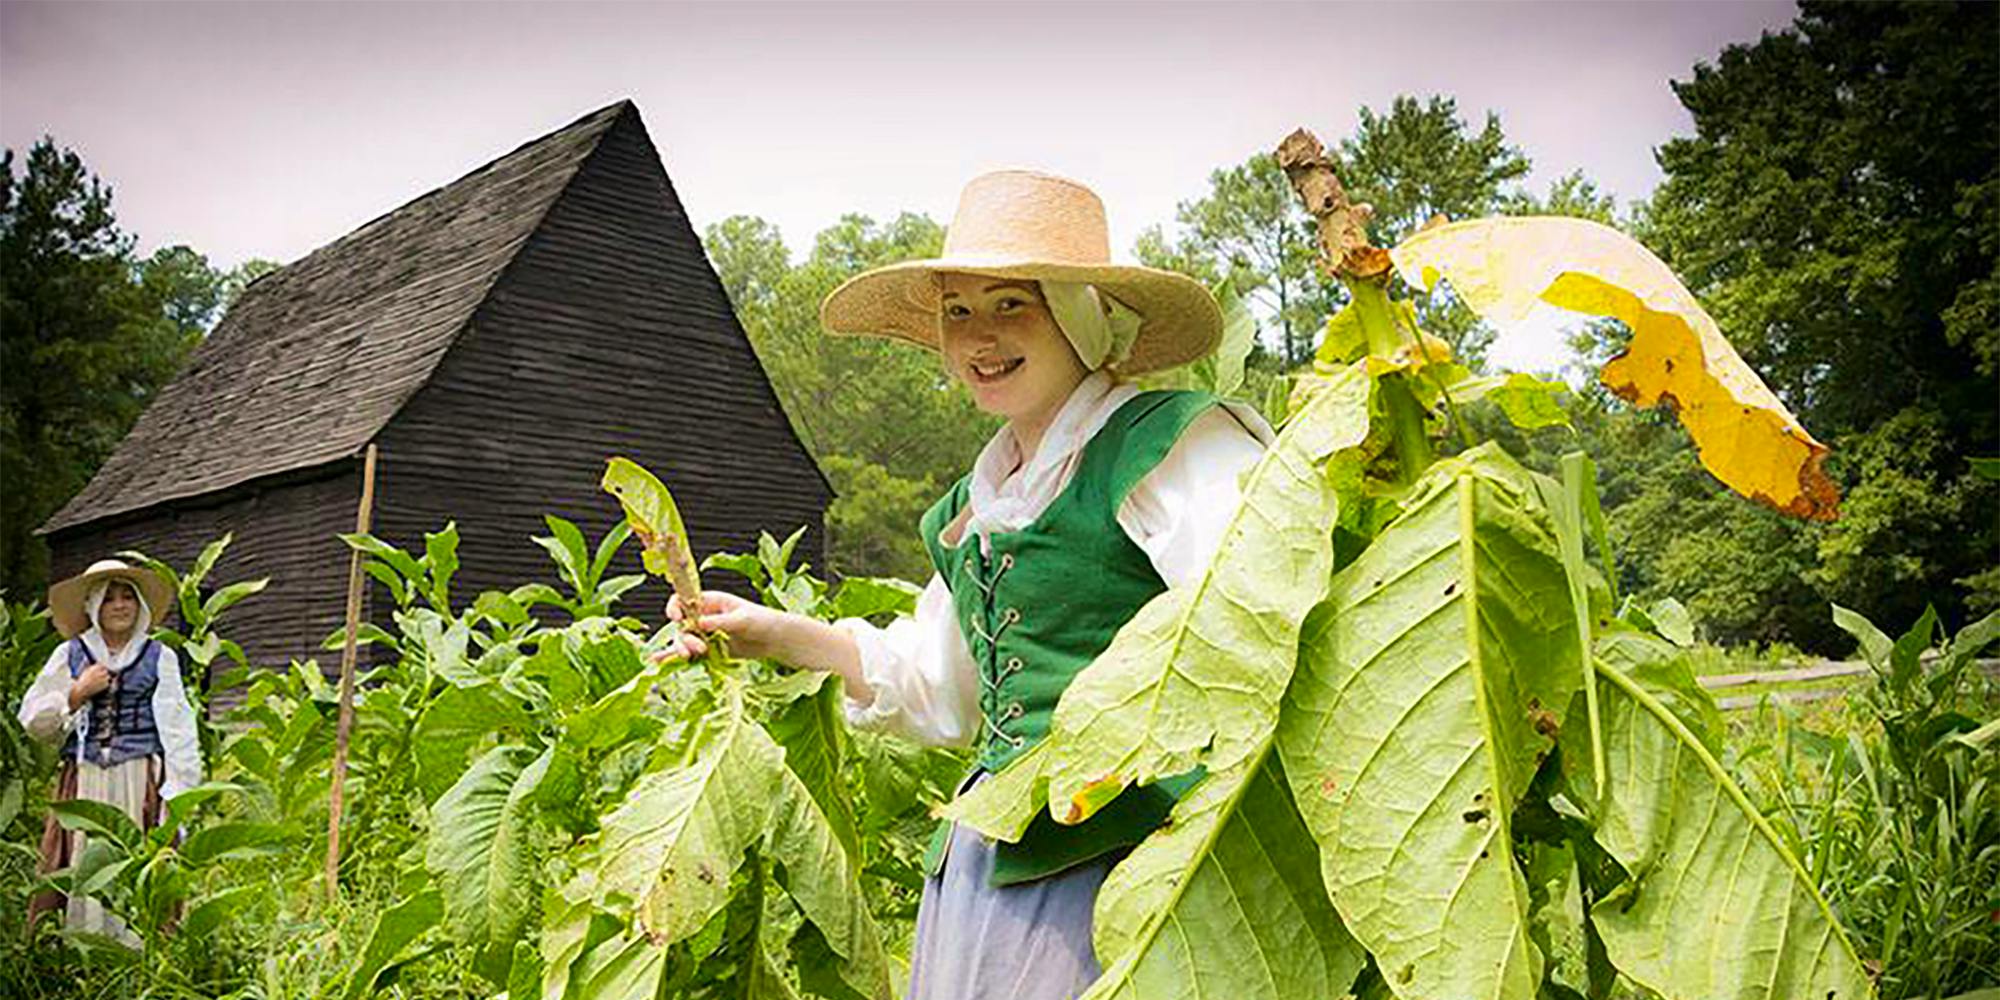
[1275, 126, 1435, 482]
[1348, 278, 1434, 483]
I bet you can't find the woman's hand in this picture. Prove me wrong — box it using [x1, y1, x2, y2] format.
[659, 591, 790, 661]
[652, 591, 872, 705]
[68, 662, 112, 711]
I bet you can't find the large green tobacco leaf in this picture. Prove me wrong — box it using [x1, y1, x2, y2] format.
[763, 674, 889, 999]
[588, 690, 784, 948]
[341, 889, 443, 1000]
[1277, 443, 1581, 1000]
[768, 762, 891, 999]
[1080, 751, 1362, 1000]
[1045, 364, 1370, 814]
[1568, 635, 1873, 1000]
[426, 743, 546, 980]
[767, 674, 861, 862]
[545, 920, 670, 1000]
[412, 677, 534, 802]
[949, 363, 1371, 833]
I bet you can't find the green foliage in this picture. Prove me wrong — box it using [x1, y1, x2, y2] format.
[1555, 373, 2000, 655]
[1736, 606, 2000, 999]
[46, 783, 298, 974]
[817, 455, 938, 583]
[0, 598, 62, 840]
[704, 212, 997, 580]
[303, 497, 943, 998]
[1143, 153, 1330, 367]
[525, 515, 644, 619]
[0, 511, 959, 998]
[341, 888, 445, 1000]
[1609, 0, 2000, 647]
[1341, 95, 1533, 247]
[0, 139, 243, 600]
[1574, 634, 1869, 1000]
[1283, 444, 1588, 1000]
[1087, 755, 1361, 999]
[604, 457, 703, 601]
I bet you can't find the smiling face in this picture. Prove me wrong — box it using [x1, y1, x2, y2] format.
[938, 272, 1089, 430]
[97, 580, 141, 639]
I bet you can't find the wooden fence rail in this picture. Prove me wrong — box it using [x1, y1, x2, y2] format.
[1700, 657, 2000, 711]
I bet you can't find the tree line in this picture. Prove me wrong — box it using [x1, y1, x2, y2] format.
[0, 141, 276, 595]
[3, 1, 1992, 655]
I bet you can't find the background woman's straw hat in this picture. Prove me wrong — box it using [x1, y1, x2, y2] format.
[820, 170, 1221, 376]
[48, 558, 174, 638]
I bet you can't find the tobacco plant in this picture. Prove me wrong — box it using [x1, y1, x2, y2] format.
[940, 131, 1876, 1000]
[301, 499, 951, 1000]
[525, 459, 933, 1000]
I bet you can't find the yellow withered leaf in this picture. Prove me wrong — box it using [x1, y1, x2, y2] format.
[1389, 217, 1838, 520]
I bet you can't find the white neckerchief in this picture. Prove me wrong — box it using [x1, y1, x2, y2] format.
[78, 580, 154, 674]
[961, 371, 1139, 553]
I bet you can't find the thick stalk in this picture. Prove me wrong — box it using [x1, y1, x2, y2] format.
[1276, 127, 1436, 484]
[1347, 278, 1434, 483]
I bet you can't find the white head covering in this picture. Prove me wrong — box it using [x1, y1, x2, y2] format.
[79, 577, 154, 674]
[1040, 281, 1144, 371]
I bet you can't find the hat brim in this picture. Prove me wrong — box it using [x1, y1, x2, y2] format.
[819, 255, 1221, 377]
[49, 565, 174, 639]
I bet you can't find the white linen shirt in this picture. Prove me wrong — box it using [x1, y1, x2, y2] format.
[17, 638, 204, 802]
[837, 371, 1272, 748]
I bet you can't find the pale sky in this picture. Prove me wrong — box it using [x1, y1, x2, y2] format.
[1, 0, 1795, 373]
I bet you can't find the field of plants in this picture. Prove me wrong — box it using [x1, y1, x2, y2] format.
[2, 113, 1996, 1000]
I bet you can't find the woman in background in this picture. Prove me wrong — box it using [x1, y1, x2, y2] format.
[18, 558, 202, 943]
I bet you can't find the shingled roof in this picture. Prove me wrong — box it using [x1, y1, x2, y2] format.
[42, 101, 632, 534]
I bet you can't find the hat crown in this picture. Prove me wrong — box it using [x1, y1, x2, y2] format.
[942, 170, 1111, 266]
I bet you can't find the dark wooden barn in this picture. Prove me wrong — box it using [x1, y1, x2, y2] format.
[39, 100, 831, 678]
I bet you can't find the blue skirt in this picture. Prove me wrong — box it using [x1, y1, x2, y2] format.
[905, 780, 1115, 1000]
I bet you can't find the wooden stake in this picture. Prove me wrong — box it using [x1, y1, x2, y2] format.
[325, 443, 378, 900]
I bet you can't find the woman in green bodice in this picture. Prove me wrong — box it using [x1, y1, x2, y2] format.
[666, 170, 1270, 1000]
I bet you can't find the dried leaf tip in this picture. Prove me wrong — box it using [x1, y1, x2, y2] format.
[601, 456, 706, 625]
[1276, 127, 1387, 279]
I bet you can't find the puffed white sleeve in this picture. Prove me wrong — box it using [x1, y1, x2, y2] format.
[832, 571, 980, 749]
[151, 646, 204, 802]
[1120, 401, 1275, 587]
[17, 643, 78, 745]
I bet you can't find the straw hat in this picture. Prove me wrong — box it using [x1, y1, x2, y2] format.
[49, 558, 174, 638]
[820, 170, 1221, 376]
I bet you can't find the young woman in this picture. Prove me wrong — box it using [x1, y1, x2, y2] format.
[18, 559, 202, 943]
[663, 170, 1270, 999]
